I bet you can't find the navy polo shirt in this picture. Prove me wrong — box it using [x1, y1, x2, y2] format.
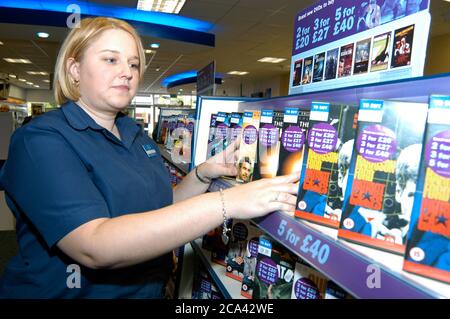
[0, 100, 174, 298]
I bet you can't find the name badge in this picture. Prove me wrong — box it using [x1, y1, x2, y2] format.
[142, 144, 158, 158]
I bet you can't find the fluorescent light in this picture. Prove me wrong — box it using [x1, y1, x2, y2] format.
[27, 71, 48, 75]
[4, 58, 32, 64]
[43, 80, 50, 83]
[258, 57, 286, 63]
[259, 57, 285, 63]
[8, 74, 17, 79]
[150, 43, 160, 49]
[33, 85, 40, 88]
[19, 78, 27, 82]
[227, 71, 249, 75]
[26, 82, 34, 85]
[0, 41, 3, 45]
[137, 0, 186, 14]
[36, 32, 49, 38]
[145, 49, 154, 54]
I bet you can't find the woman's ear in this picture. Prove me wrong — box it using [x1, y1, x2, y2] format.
[66, 57, 80, 83]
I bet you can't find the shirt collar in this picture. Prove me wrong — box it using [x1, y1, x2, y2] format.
[61, 100, 142, 148]
[61, 100, 104, 131]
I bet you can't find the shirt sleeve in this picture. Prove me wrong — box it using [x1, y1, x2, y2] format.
[1, 124, 110, 249]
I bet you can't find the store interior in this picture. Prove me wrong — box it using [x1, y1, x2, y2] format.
[0, 0, 450, 299]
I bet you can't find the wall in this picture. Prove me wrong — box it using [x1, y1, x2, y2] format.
[217, 73, 290, 98]
[8, 84, 25, 100]
[279, 72, 289, 97]
[242, 75, 282, 97]
[26, 89, 55, 104]
[0, 113, 15, 231]
[425, 33, 450, 76]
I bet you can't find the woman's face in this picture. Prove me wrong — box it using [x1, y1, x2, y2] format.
[75, 28, 140, 113]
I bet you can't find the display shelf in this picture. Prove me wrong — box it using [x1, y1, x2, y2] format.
[157, 144, 190, 175]
[208, 178, 450, 299]
[190, 238, 245, 299]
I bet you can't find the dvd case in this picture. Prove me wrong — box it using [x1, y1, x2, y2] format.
[277, 107, 310, 176]
[292, 59, 303, 87]
[324, 48, 339, 80]
[338, 99, 429, 254]
[236, 111, 261, 183]
[207, 112, 230, 159]
[370, 31, 392, 72]
[206, 113, 218, 159]
[253, 110, 284, 180]
[391, 24, 414, 68]
[225, 221, 262, 282]
[295, 102, 359, 228]
[210, 218, 233, 266]
[338, 43, 354, 78]
[313, 52, 325, 82]
[353, 38, 371, 75]
[191, 260, 224, 299]
[240, 233, 264, 299]
[229, 112, 243, 145]
[302, 56, 313, 85]
[291, 262, 328, 299]
[403, 95, 450, 284]
[252, 236, 296, 299]
[325, 280, 352, 299]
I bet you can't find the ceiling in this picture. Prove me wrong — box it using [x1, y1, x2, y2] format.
[0, 0, 449, 97]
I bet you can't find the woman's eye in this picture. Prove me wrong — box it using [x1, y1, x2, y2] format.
[130, 63, 139, 69]
[105, 58, 116, 64]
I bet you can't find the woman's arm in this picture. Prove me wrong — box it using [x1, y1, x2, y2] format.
[172, 163, 215, 203]
[173, 140, 239, 203]
[57, 174, 299, 270]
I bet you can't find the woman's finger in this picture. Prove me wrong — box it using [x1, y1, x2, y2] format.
[274, 193, 297, 206]
[268, 192, 297, 206]
[218, 163, 238, 177]
[267, 201, 296, 214]
[267, 172, 301, 185]
[268, 183, 299, 195]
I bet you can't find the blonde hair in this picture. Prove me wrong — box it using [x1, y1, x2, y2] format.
[54, 17, 146, 105]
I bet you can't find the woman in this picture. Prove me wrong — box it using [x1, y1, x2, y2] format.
[0, 17, 299, 298]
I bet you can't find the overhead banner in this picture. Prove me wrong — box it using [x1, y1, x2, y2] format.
[289, 0, 431, 95]
[197, 61, 216, 96]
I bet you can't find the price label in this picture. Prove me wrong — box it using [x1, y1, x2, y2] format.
[332, 6, 356, 36]
[276, 218, 330, 265]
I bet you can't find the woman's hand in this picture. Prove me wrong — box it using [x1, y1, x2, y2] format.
[223, 172, 300, 220]
[198, 139, 240, 180]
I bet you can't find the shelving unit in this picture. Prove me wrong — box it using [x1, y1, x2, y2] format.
[175, 74, 450, 299]
[156, 143, 191, 299]
[157, 144, 190, 175]
[190, 238, 245, 299]
[208, 178, 450, 299]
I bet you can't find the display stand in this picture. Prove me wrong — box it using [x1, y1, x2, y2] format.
[209, 178, 449, 299]
[185, 73, 450, 299]
[157, 144, 190, 175]
[190, 238, 244, 299]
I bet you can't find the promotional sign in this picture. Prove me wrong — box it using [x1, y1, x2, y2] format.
[197, 61, 216, 96]
[289, 0, 430, 95]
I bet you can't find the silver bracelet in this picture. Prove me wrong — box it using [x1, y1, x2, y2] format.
[219, 188, 230, 244]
